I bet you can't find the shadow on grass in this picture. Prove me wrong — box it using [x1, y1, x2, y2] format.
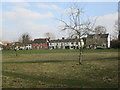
[95, 57, 119, 61]
[3, 71, 117, 88]
[3, 56, 118, 64]
[2, 71, 81, 88]
[3, 60, 77, 64]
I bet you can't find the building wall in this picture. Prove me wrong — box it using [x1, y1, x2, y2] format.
[86, 36, 109, 49]
[32, 43, 48, 49]
[0, 46, 3, 50]
[0, 43, 3, 50]
[107, 35, 110, 48]
[25, 44, 32, 50]
[49, 40, 84, 49]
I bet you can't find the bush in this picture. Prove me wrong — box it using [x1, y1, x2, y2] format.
[111, 40, 120, 49]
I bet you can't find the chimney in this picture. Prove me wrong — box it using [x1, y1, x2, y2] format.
[62, 37, 65, 40]
[46, 37, 50, 41]
[48, 37, 50, 40]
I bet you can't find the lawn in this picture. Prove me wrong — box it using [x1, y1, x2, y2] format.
[2, 49, 119, 88]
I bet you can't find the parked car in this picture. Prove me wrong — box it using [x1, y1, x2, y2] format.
[96, 46, 106, 49]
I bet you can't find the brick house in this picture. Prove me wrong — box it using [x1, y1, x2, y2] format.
[32, 38, 49, 49]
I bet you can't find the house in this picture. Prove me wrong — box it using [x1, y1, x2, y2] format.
[49, 38, 84, 49]
[32, 38, 49, 49]
[6, 42, 15, 50]
[24, 40, 33, 50]
[0, 42, 3, 50]
[25, 44, 32, 50]
[3, 42, 9, 46]
[12, 42, 23, 50]
[2, 42, 11, 50]
[86, 33, 110, 49]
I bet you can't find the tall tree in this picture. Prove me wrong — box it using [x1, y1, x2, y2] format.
[44, 32, 55, 40]
[19, 33, 31, 46]
[94, 25, 107, 34]
[59, 6, 95, 64]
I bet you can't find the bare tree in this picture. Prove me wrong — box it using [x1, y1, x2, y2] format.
[44, 32, 55, 40]
[94, 25, 107, 34]
[19, 33, 31, 46]
[59, 6, 95, 64]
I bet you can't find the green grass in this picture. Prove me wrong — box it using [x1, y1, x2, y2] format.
[2, 49, 119, 54]
[2, 49, 119, 88]
[2, 49, 79, 54]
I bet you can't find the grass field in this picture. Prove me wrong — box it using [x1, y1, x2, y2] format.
[2, 49, 119, 88]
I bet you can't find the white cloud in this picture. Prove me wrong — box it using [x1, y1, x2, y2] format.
[2, 30, 20, 42]
[95, 13, 118, 37]
[58, 12, 118, 39]
[2, 5, 56, 41]
[37, 3, 60, 10]
[2, 21, 59, 42]
[15, 2, 30, 7]
[3, 7, 54, 22]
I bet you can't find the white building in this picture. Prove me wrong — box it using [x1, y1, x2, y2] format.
[25, 44, 32, 50]
[49, 38, 84, 49]
[0, 42, 3, 50]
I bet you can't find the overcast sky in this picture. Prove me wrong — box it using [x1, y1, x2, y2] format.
[1, 1, 118, 42]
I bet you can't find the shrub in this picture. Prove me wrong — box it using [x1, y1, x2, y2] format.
[111, 40, 120, 49]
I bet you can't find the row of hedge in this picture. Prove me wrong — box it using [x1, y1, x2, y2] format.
[110, 40, 120, 49]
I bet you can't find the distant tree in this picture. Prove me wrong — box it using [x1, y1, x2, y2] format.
[44, 32, 55, 40]
[88, 25, 107, 49]
[94, 25, 107, 34]
[19, 33, 31, 46]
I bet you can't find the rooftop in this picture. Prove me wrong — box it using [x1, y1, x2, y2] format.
[33, 38, 48, 43]
[50, 39, 80, 43]
[87, 34, 109, 38]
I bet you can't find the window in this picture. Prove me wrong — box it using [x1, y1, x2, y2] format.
[40, 46, 44, 48]
[37, 46, 39, 49]
[76, 42, 78, 45]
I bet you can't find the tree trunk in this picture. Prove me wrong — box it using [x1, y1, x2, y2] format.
[16, 51, 18, 56]
[78, 37, 82, 65]
[78, 49, 82, 65]
[15, 49, 18, 56]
